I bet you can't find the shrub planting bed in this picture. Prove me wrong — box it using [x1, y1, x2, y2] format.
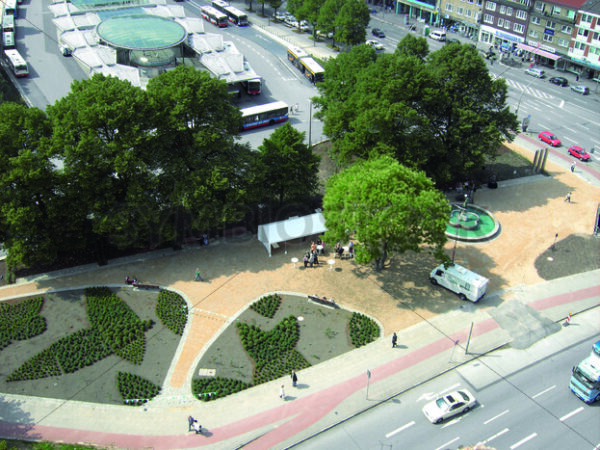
[0, 296, 46, 351]
[249, 294, 282, 318]
[156, 290, 188, 335]
[348, 313, 380, 348]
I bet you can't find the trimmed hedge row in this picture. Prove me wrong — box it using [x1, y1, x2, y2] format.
[156, 290, 188, 335]
[117, 371, 161, 406]
[192, 376, 251, 402]
[249, 294, 282, 319]
[0, 296, 46, 351]
[348, 313, 380, 348]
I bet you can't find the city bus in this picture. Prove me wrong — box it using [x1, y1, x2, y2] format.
[286, 46, 324, 84]
[200, 6, 228, 28]
[4, 49, 28, 77]
[2, 13, 15, 33]
[241, 78, 261, 95]
[2, 0, 17, 18]
[211, 1, 248, 26]
[2, 30, 15, 49]
[240, 101, 288, 131]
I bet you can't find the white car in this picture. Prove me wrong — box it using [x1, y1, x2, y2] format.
[366, 40, 384, 51]
[422, 389, 476, 423]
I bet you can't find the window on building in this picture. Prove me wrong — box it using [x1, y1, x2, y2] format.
[543, 33, 553, 42]
[500, 5, 506, 14]
[574, 41, 585, 50]
[582, 14, 592, 23]
[467, 0, 474, 3]
[531, 15, 541, 24]
[557, 38, 569, 47]
[504, 20, 511, 29]
[529, 29, 538, 38]
[516, 10, 527, 20]
[498, 18, 504, 27]
[546, 20, 555, 29]
[484, 13, 494, 23]
[445, 3, 453, 11]
[514, 23, 524, 33]
[552, 6, 561, 15]
[506, 7, 513, 15]
[561, 25, 572, 33]
[466, 9, 472, 17]
[534, 1, 544, 12]
[477, 0, 482, 5]
[475, 12, 481, 21]
[458, 6, 464, 15]
[592, 46, 600, 55]
[578, 28, 589, 38]
[567, 10, 575, 19]
[486, 1, 496, 11]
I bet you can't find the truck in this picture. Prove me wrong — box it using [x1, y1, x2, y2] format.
[429, 263, 489, 302]
[570, 340, 600, 403]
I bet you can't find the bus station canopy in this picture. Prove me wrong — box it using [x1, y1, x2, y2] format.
[257, 212, 327, 257]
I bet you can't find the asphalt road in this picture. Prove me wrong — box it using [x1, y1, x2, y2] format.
[294, 333, 600, 450]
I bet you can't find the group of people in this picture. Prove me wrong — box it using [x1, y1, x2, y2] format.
[280, 370, 299, 400]
[125, 276, 138, 286]
[334, 241, 354, 259]
[303, 239, 323, 268]
[188, 416, 202, 434]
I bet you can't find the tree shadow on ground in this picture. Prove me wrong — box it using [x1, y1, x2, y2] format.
[0, 395, 39, 441]
[535, 234, 600, 280]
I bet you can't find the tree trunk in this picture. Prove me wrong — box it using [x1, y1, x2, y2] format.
[374, 241, 389, 271]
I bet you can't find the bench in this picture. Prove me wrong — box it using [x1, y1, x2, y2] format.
[132, 283, 160, 291]
[308, 295, 337, 308]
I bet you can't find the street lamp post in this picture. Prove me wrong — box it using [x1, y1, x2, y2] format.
[308, 101, 313, 148]
[515, 77, 536, 117]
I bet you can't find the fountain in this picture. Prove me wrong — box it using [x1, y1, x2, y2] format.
[445, 198, 500, 242]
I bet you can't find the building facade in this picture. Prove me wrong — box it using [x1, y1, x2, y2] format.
[569, 0, 600, 78]
[523, 0, 584, 69]
[479, 0, 531, 50]
[439, 0, 483, 38]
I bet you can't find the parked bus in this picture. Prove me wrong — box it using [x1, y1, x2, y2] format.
[240, 101, 288, 131]
[2, 30, 15, 49]
[241, 78, 261, 95]
[2, 0, 17, 18]
[2, 13, 15, 32]
[4, 49, 28, 77]
[211, 1, 248, 26]
[200, 6, 228, 28]
[286, 46, 324, 84]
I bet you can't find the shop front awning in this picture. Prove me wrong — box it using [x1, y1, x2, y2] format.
[517, 43, 561, 61]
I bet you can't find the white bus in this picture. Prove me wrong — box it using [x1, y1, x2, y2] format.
[200, 5, 228, 28]
[2, 13, 15, 32]
[2, 0, 17, 18]
[4, 49, 28, 77]
[240, 101, 288, 131]
[211, 0, 248, 26]
[2, 30, 15, 49]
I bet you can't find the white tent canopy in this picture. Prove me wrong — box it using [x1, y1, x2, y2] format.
[257, 212, 327, 257]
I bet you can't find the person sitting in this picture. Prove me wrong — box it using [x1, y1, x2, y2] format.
[337, 244, 344, 258]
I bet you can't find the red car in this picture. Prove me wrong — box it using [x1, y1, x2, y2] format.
[538, 131, 561, 147]
[568, 146, 590, 161]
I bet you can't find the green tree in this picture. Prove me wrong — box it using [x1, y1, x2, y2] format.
[47, 74, 158, 264]
[252, 122, 321, 207]
[0, 103, 73, 269]
[146, 66, 252, 246]
[323, 156, 450, 271]
[334, 0, 370, 47]
[317, 0, 344, 45]
[269, 0, 283, 16]
[299, 0, 327, 40]
[395, 33, 429, 60]
[315, 36, 518, 186]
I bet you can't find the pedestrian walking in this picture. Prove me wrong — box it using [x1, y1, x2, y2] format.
[192, 420, 202, 434]
[575, 73, 579, 82]
[291, 370, 298, 387]
[565, 192, 571, 203]
[570, 162, 576, 173]
[188, 415, 196, 431]
[279, 384, 286, 400]
[392, 332, 398, 348]
[194, 267, 204, 282]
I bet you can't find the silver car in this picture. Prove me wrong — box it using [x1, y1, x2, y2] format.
[422, 389, 477, 423]
[571, 85, 590, 95]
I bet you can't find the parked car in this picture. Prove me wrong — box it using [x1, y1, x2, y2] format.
[568, 146, 591, 161]
[299, 20, 311, 32]
[273, 11, 287, 21]
[422, 390, 477, 424]
[571, 85, 590, 95]
[445, 38, 460, 45]
[538, 131, 561, 147]
[428, 30, 446, 41]
[316, 29, 333, 39]
[366, 39, 384, 51]
[525, 67, 545, 78]
[549, 76, 569, 87]
[372, 28, 385, 38]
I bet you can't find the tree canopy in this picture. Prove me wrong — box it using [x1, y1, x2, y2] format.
[323, 156, 450, 271]
[314, 35, 519, 186]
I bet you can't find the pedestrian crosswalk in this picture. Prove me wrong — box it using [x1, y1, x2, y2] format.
[494, 77, 555, 100]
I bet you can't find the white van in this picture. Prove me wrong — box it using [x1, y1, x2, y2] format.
[525, 67, 545, 78]
[429, 30, 446, 41]
[429, 263, 489, 302]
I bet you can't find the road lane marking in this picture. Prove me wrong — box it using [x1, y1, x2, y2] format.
[435, 437, 460, 450]
[484, 409, 509, 424]
[532, 385, 556, 398]
[385, 421, 415, 438]
[483, 428, 510, 444]
[441, 418, 460, 428]
[510, 432, 537, 449]
[438, 383, 461, 396]
[559, 100, 565, 108]
[563, 126, 577, 133]
[560, 406, 584, 421]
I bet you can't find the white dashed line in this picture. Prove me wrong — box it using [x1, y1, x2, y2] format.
[385, 420, 415, 439]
